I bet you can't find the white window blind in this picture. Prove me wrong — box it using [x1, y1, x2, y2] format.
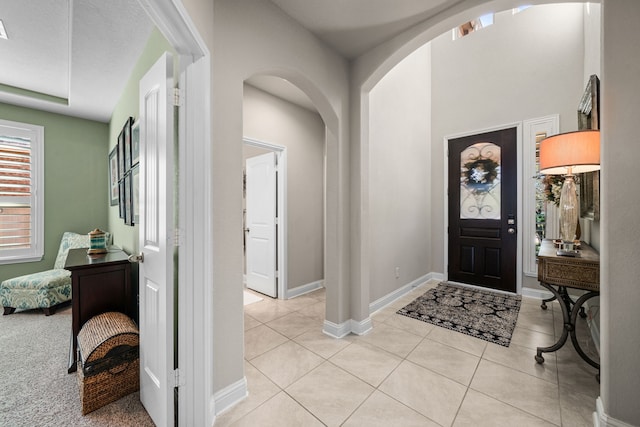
[0, 119, 44, 264]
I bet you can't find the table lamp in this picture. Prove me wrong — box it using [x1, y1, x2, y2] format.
[539, 130, 600, 243]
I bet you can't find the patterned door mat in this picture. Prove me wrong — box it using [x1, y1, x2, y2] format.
[397, 282, 521, 346]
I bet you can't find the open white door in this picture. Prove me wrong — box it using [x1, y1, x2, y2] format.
[138, 52, 174, 426]
[245, 152, 277, 298]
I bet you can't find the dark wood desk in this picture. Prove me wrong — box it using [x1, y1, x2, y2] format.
[65, 248, 136, 373]
[535, 239, 599, 377]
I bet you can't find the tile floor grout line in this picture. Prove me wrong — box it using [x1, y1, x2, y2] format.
[237, 288, 598, 426]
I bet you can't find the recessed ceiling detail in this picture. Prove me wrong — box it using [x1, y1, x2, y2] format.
[0, 0, 153, 123]
[0, 0, 70, 100]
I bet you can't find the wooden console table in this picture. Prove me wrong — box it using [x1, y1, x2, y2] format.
[535, 239, 599, 377]
[65, 248, 136, 373]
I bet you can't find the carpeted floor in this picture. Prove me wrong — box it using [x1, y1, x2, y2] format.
[0, 304, 154, 426]
[397, 282, 521, 347]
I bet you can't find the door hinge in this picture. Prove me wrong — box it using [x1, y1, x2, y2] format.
[173, 228, 183, 247]
[275, 270, 279, 279]
[173, 88, 184, 107]
[172, 368, 184, 388]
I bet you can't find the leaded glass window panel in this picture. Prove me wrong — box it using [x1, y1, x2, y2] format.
[460, 142, 501, 219]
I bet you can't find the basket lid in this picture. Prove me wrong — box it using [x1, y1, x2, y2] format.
[78, 312, 139, 364]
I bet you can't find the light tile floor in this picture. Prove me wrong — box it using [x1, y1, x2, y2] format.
[217, 281, 600, 426]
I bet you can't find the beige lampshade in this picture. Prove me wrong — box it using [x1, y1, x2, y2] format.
[539, 130, 600, 175]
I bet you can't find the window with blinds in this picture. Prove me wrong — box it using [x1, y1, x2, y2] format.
[0, 119, 44, 264]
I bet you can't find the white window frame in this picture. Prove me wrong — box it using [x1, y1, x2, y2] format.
[522, 115, 559, 277]
[0, 118, 44, 265]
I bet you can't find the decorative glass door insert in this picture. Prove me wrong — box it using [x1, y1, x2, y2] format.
[460, 142, 501, 219]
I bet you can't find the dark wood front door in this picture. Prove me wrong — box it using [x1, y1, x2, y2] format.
[448, 128, 517, 293]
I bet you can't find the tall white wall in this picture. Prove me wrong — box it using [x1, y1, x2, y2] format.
[430, 4, 586, 288]
[369, 44, 431, 302]
[243, 84, 325, 292]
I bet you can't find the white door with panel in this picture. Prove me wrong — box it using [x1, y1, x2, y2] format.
[138, 52, 175, 426]
[245, 152, 277, 298]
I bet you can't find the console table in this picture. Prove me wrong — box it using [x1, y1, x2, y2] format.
[65, 248, 136, 373]
[535, 239, 599, 378]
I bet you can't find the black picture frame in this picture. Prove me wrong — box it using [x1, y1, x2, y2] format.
[118, 179, 126, 219]
[117, 130, 125, 180]
[131, 120, 140, 167]
[132, 164, 140, 225]
[124, 172, 133, 226]
[108, 147, 119, 206]
[123, 117, 133, 172]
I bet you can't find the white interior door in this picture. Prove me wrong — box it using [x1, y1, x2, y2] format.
[245, 152, 277, 297]
[138, 52, 174, 426]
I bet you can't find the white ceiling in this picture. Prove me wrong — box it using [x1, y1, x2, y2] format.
[0, 0, 153, 122]
[0, 0, 476, 121]
[270, 0, 455, 58]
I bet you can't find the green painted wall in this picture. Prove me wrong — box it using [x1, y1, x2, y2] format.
[107, 27, 177, 255]
[0, 103, 109, 282]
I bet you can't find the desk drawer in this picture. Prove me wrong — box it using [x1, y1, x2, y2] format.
[538, 258, 599, 291]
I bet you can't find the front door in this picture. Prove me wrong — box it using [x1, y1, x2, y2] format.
[245, 152, 277, 298]
[138, 52, 175, 425]
[448, 128, 517, 293]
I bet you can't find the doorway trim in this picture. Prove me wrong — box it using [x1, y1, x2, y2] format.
[443, 121, 523, 294]
[243, 137, 288, 299]
[140, 0, 213, 425]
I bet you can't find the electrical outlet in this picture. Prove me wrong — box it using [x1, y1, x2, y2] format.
[395, 267, 400, 278]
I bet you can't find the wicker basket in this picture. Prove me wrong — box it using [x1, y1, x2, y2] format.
[77, 311, 140, 415]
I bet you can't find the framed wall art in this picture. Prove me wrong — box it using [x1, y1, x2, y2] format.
[131, 120, 140, 167]
[123, 117, 133, 171]
[108, 146, 119, 206]
[124, 172, 133, 226]
[118, 179, 126, 219]
[117, 130, 125, 180]
[132, 165, 140, 225]
[578, 74, 600, 221]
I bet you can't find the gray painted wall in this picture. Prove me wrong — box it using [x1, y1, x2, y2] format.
[430, 4, 587, 290]
[369, 44, 431, 302]
[601, 0, 640, 423]
[243, 84, 325, 292]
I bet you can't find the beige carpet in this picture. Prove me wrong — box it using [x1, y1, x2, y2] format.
[0, 304, 154, 426]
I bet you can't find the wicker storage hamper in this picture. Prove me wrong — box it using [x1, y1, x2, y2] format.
[77, 311, 140, 415]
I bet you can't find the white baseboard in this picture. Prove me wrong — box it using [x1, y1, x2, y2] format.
[213, 377, 248, 416]
[350, 317, 373, 335]
[286, 280, 324, 299]
[322, 317, 372, 338]
[594, 397, 635, 427]
[369, 273, 434, 315]
[521, 286, 553, 300]
[323, 319, 352, 338]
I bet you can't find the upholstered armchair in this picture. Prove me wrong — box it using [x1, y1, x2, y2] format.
[0, 231, 108, 315]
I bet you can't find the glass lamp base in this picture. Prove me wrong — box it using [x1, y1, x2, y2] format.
[559, 175, 578, 242]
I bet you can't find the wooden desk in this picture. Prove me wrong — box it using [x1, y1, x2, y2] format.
[65, 248, 136, 373]
[535, 239, 599, 376]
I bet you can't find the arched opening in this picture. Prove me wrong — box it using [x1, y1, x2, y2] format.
[242, 74, 327, 302]
[357, 0, 600, 314]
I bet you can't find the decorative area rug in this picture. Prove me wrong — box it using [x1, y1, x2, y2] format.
[397, 282, 521, 347]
